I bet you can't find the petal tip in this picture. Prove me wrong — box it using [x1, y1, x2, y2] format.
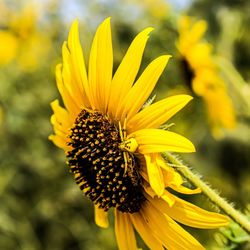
[103, 16, 112, 25]
[145, 27, 154, 34]
[183, 139, 196, 153]
[71, 19, 79, 28]
[50, 99, 59, 108]
[156, 55, 172, 68]
[185, 95, 193, 101]
[162, 54, 172, 60]
[175, 94, 193, 105]
[190, 144, 196, 152]
[48, 135, 54, 141]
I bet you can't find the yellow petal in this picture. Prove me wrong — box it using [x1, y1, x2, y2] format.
[129, 129, 195, 154]
[94, 205, 109, 228]
[0, 31, 18, 66]
[62, 42, 85, 109]
[154, 156, 183, 186]
[187, 42, 213, 70]
[50, 100, 72, 152]
[130, 213, 164, 250]
[143, 184, 176, 207]
[151, 195, 229, 229]
[156, 156, 200, 193]
[55, 64, 80, 119]
[203, 89, 236, 134]
[162, 170, 184, 189]
[142, 202, 205, 249]
[51, 115, 67, 136]
[127, 95, 193, 132]
[118, 55, 171, 122]
[51, 99, 72, 128]
[177, 17, 207, 54]
[50, 114, 70, 144]
[178, 16, 191, 34]
[170, 184, 201, 195]
[145, 154, 165, 197]
[161, 190, 176, 207]
[109, 27, 153, 118]
[115, 209, 138, 250]
[88, 17, 113, 113]
[48, 134, 69, 152]
[189, 19, 207, 44]
[68, 20, 91, 107]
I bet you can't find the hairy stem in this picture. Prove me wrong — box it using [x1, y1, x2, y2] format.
[163, 152, 250, 234]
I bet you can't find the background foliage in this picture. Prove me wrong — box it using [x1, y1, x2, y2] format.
[0, 0, 249, 249]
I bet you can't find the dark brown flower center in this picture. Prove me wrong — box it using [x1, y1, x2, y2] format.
[67, 109, 145, 213]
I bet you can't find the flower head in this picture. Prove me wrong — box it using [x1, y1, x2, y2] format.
[50, 18, 229, 249]
[177, 16, 236, 137]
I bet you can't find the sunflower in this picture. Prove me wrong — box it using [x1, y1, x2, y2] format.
[50, 18, 229, 249]
[177, 16, 236, 137]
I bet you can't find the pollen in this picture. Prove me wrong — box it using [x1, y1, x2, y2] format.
[67, 109, 145, 213]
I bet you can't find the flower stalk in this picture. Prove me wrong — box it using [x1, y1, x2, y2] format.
[215, 56, 250, 115]
[163, 152, 250, 234]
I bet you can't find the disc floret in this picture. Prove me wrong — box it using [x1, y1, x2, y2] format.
[67, 109, 145, 213]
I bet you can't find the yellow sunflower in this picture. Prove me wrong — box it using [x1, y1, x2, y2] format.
[177, 16, 236, 137]
[50, 18, 229, 249]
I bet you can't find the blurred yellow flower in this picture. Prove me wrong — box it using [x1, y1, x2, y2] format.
[17, 32, 51, 71]
[0, 4, 51, 71]
[9, 5, 37, 39]
[132, 0, 170, 19]
[0, 30, 18, 66]
[50, 18, 229, 249]
[177, 16, 236, 137]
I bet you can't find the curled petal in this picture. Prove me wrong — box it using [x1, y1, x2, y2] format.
[145, 154, 165, 197]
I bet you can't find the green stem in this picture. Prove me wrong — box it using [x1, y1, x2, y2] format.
[215, 56, 250, 114]
[163, 152, 250, 234]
